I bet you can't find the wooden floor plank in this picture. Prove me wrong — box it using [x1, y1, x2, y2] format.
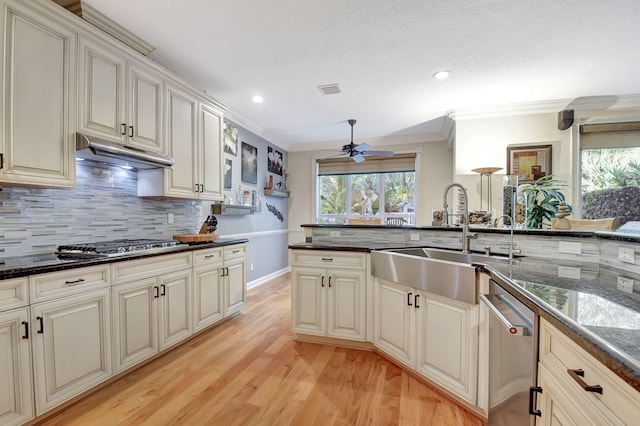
[35, 273, 482, 426]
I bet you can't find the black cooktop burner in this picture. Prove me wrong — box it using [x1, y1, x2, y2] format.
[56, 239, 182, 257]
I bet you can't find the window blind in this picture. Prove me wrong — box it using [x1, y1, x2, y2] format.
[317, 153, 416, 176]
[580, 122, 640, 149]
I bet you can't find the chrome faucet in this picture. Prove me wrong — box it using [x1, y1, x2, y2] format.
[494, 214, 521, 259]
[442, 183, 477, 254]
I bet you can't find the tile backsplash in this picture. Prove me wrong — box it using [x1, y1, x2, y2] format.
[0, 161, 203, 258]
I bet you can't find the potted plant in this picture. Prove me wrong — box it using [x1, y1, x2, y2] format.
[518, 175, 571, 229]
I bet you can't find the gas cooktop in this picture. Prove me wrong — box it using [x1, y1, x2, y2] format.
[56, 239, 183, 258]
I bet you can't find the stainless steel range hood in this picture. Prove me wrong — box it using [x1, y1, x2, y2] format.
[76, 133, 174, 169]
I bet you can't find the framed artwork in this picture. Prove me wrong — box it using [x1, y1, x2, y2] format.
[241, 142, 258, 184]
[267, 146, 283, 175]
[507, 144, 552, 182]
[223, 122, 238, 156]
[224, 159, 232, 189]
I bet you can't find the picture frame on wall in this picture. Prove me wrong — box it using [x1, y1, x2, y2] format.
[224, 158, 232, 189]
[507, 144, 552, 182]
[223, 122, 238, 156]
[267, 146, 283, 175]
[241, 142, 258, 184]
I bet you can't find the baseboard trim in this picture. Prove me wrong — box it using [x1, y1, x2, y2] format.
[247, 267, 291, 289]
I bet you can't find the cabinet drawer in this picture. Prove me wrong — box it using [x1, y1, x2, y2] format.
[0, 277, 29, 310]
[292, 250, 366, 270]
[223, 244, 246, 260]
[539, 319, 640, 425]
[193, 248, 223, 266]
[30, 265, 110, 303]
[111, 252, 192, 284]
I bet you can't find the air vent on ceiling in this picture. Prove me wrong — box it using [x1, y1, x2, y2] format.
[318, 84, 342, 95]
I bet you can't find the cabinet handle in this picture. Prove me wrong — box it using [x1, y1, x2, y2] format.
[321, 276, 325, 287]
[121, 123, 127, 135]
[321, 257, 333, 262]
[232, 249, 240, 254]
[36, 316, 44, 334]
[22, 321, 29, 339]
[65, 278, 85, 285]
[328, 276, 332, 287]
[195, 184, 200, 193]
[161, 284, 166, 296]
[204, 254, 215, 259]
[154, 286, 159, 298]
[407, 292, 413, 306]
[414, 294, 420, 308]
[129, 125, 134, 138]
[567, 369, 603, 394]
[199, 184, 204, 192]
[529, 386, 542, 416]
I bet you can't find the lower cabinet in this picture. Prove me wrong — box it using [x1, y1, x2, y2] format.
[223, 245, 247, 317]
[536, 318, 640, 425]
[112, 269, 192, 373]
[0, 307, 34, 426]
[31, 288, 112, 415]
[373, 277, 478, 404]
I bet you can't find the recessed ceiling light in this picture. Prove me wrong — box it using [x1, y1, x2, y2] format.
[318, 84, 342, 95]
[120, 165, 134, 170]
[252, 95, 264, 103]
[432, 70, 452, 80]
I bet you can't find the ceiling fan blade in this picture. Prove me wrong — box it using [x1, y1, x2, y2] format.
[319, 152, 348, 160]
[352, 154, 365, 163]
[353, 143, 371, 153]
[363, 150, 394, 157]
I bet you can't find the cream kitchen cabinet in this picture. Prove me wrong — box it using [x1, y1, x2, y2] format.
[31, 288, 111, 415]
[0, 307, 34, 426]
[222, 245, 247, 317]
[138, 82, 224, 200]
[111, 253, 192, 373]
[291, 250, 367, 341]
[78, 36, 163, 153]
[193, 248, 224, 331]
[0, 0, 76, 188]
[373, 277, 478, 404]
[536, 318, 640, 426]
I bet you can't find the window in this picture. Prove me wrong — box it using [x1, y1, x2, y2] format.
[579, 122, 640, 228]
[317, 154, 416, 224]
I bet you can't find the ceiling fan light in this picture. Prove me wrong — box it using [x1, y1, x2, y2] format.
[432, 70, 452, 80]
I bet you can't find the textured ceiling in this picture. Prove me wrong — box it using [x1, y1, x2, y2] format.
[82, 0, 640, 150]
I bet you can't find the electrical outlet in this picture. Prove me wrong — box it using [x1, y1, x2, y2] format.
[618, 247, 636, 264]
[250, 263, 254, 271]
[558, 266, 581, 279]
[167, 213, 174, 224]
[617, 276, 634, 294]
[330, 231, 340, 238]
[558, 241, 581, 255]
[410, 233, 420, 241]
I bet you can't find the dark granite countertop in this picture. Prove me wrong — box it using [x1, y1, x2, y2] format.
[289, 242, 640, 392]
[0, 238, 248, 280]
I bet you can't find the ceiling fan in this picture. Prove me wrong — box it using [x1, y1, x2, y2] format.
[336, 119, 394, 163]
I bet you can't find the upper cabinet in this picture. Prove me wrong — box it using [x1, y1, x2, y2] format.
[0, 0, 76, 188]
[78, 36, 163, 153]
[138, 81, 224, 201]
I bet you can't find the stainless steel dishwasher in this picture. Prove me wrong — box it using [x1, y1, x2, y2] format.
[480, 279, 540, 426]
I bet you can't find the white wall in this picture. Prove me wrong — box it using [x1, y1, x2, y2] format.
[287, 140, 453, 244]
[453, 112, 573, 216]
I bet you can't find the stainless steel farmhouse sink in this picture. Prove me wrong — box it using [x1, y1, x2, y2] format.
[371, 247, 511, 304]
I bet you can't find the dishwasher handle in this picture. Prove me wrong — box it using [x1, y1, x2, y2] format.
[480, 293, 530, 337]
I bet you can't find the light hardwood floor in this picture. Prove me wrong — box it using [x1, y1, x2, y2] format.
[35, 273, 482, 425]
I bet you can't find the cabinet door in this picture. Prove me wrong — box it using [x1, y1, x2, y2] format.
[31, 289, 111, 415]
[416, 293, 478, 404]
[0, 307, 34, 426]
[128, 61, 163, 153]
[223, 256, 246, 317]
[1, 1, 76, 187]
[158, 269, 192, 350]
[291, 267, 326, 336]
[78, 37, 126, 143]
[327, 268, 366, 341]
[373, 278, 414, 367]
[164, 83, 198, 198]
[193, 262, 224, 331]
[198, 101, 224, 200]
[111, 278, 158, 373]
